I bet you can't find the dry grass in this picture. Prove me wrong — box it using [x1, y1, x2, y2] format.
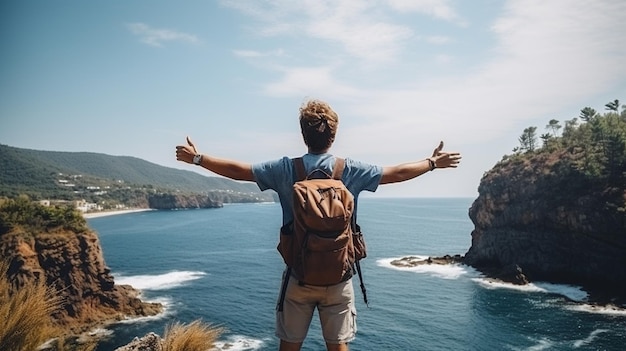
[162, 320, 224, 351]
[0, 260, 63, 351]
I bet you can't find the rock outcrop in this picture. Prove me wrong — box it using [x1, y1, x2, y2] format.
[464, 152, 626, 301]
[114, 332, 163, 351]
[391, 255, 463, 267]
[0, 228, 162, 335]
[147, 193, 223, 209]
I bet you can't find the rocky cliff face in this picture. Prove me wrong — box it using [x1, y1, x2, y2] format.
[0, 228, 162, 333]
[147, 193, 223, 209]
[464, 152, 626, 300]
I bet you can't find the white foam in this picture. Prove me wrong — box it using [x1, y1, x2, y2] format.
[573, 329, 609, 348]
[76, 327, 114, 343]
[533, 282, 588, 302]
[567, 303, 626, 316]
[472, 278, 588, 302]
[377, 257, 470, 279]
[525, 338, 554, 351]
[506, 337, 554, 351]
[114, 271, 207, 291]
[209, 335, 267, 350]
[116, 296, 175, 324]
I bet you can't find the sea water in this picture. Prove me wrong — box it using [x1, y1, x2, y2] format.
[89, 198, 626, 351]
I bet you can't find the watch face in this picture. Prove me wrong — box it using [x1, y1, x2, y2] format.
[193, 154, 201, 164]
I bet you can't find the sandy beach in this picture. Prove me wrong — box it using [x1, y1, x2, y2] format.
[82, 208, 154, 219]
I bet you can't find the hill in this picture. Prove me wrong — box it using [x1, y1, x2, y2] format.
[0, 144, 275, 205]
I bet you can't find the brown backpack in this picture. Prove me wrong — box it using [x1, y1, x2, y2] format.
[277, 157, 368, 310]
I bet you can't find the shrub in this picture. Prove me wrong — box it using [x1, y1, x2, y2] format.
[162, 320, 224, 351]
[0, 260, 62, 351]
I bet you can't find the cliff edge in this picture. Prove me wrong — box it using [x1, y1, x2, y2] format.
[0, 198, 162, 338]
[464, 120, 626, 302]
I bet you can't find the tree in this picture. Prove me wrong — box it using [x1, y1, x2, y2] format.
[580, 107, 597, 122]
[540, 133, 552, 148]
[546, 119, 561, 137]
[605, 99, 620, 112]
[519, 126, 538, 152]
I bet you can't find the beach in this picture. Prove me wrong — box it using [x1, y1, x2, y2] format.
[82, 209, 154, 219]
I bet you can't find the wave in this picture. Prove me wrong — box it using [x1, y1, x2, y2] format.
[377, 256, 472, 280]
[506, 329, 610, 350]
[472, 278, 588, 302]
[520, 338, 553, 351]
[209, 335, 268, 350]
[573, 329, 609, 348]
[110, 271, 204, 326]
[379, 254, 589, 302]
[116, 296, 176, 324]
[113, 271, 207, 291]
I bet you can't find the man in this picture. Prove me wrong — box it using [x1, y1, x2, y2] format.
[176, 99, 461, 351]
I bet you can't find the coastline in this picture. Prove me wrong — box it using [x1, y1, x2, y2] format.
[83, 208, 154, 219]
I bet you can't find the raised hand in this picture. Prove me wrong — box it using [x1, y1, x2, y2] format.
[175, 136, 199, 164]
[432, 141, 444, 157]
[431, 141, 461, 169]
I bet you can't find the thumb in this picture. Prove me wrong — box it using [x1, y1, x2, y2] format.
[186, 136, 198, 154]
[432, 141, 444, 157]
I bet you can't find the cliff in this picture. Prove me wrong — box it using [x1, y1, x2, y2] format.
[464, 151, 626, 301]
[147, 193, 224, 209]
[0, 202, 162, 336]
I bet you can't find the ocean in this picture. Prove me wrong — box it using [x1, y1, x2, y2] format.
[88, 198, 626, 351]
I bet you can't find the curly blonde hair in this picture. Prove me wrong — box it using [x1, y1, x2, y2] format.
[299, 99, 339, 152]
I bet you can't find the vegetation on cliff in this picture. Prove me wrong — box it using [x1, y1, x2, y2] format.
[466, 100, 626, 299]
[507, 99, 625, 217]
[0, 196, 88, 238]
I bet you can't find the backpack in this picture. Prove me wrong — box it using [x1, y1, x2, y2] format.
[277, 157, 368, 310]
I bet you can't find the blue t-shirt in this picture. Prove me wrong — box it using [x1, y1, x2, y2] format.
[252, 153, 382, 225]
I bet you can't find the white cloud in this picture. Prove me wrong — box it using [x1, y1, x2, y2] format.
[385, 0, 461, 22]
[221, 0, 415, 63]
[127, 23, 200, 47]
[233, 49, 286, 58]
[257, 0, 626, 145]
[263, 66, 359, 98]
[425, 35, 451, 45]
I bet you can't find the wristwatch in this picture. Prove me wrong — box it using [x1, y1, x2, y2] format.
[192, 154, 203, 165]
[427, 158, 436, 171]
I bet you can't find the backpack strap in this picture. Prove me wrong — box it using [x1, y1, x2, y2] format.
[277, 267, 291, 312]
[279, 157, 306, 312]
[293, 157, 306, 182]
[332, 157, 369, 306]
[355, 260, 368, 307]
[331, 157, 345, 180]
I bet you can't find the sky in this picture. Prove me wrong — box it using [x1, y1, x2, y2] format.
[1, 0, 625, 198]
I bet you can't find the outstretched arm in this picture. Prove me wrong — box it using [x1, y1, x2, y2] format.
[175, 137, 255, 182]
[380, 141, 461, 185]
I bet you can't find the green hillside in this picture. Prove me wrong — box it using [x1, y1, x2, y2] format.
[0, 144, 274, 203]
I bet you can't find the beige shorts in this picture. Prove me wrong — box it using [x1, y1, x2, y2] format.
[276, 274, 357, 344]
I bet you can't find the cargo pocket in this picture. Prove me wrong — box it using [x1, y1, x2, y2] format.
[352, 228, 367, 260]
